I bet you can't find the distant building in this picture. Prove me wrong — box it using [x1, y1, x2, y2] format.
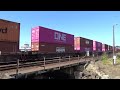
[20, 44, 31, 52]
[20, 48, 31, 51]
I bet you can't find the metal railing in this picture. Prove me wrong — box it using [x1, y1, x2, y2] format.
[0, 55, 88, 71]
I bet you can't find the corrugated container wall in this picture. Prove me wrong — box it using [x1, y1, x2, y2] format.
[32, 26, 74, 45]
[0, 19, 20, 42]
[0, 19, 20, 53]
[74, 37, 93, 52]
[0, 41, 19, 52]
[32, 42, 74, 53]
[31, 26, 74, 53]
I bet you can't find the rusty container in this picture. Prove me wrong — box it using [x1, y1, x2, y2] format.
[0, 41, 19, 53]
[0, 19, 20, 42]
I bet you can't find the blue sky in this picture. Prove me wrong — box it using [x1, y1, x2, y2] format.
[0, 11, 120, 48]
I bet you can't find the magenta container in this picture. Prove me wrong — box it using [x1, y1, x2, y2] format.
[93, 41, 96, 51]
[31, 26, 40, 42]
[74, 37, 80, 50]
[102, 44, 105, 51]
[31, 26, 74, 45]
[93, 41, 102, 52]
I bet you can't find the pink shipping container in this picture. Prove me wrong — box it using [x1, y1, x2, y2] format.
[93, 41, 96, 51]
[102, 44, 105, 51]
[102, 44, 108, 51]
[74, 37, 80, 50]
[93, 41, 102, 52]
[31, 26, 74, 45]
[31, 27, 40, 42]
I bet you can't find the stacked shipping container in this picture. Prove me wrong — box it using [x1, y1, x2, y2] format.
[102, 44, 105, 51]
[31, 26, 74, 53]
[105, 44, 108, 51]
[102, 44, 108, 51]
[93, 41, 102, 52]
[74, 37, 93, 53]
[116, 46, 120, 52]
[0, 19, 20, 53]
[108, 45, 113, 51]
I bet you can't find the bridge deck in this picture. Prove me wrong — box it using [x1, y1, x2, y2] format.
[0, 58, 93, 79]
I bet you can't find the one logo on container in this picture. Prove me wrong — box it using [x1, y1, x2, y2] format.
[0, 28, 8, 33]
[54, 32, 66, 42]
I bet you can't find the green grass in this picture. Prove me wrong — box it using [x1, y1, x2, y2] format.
[101, 52, 120, 65]
[101, 52, 109, 65]
[116, 54, 120, 64]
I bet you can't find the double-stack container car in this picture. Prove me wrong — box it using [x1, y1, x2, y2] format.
[0, 19, 116, 64]
[31, 26, 74, 54]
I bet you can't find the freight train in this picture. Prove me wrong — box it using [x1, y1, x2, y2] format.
[0, 19, 119, 64]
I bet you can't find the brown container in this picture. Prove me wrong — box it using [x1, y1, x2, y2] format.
[31, 42, 39, 51]
[31, 42, 74, 53]
[74, 37, 93, 52]
[110, 46, 113, 51]
[80, 37, 93, 47]
[0, 19, 20, 42]
[108, 45, 113, 51]
[105, 44, 108, 51]
[0, 41, 19, 53]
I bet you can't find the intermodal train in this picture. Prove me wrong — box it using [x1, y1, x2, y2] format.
[0, 19, 119, 64]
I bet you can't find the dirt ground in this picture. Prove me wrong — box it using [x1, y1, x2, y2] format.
[95, 60, 120, 79]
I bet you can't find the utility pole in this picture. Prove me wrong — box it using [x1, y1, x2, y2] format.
[113, 24, 117, 65]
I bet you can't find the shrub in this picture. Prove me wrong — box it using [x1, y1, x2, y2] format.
[116, 53, 120, 64]
[101, 52, 109, 64]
